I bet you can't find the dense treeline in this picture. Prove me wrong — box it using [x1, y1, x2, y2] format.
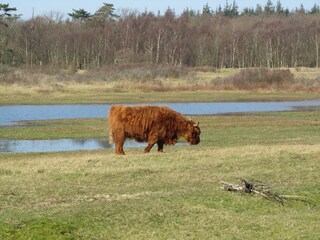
[0, 1, 320, 69]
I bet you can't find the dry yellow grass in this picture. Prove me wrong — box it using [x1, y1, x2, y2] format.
[1, 67, 320, 105]
[290, 67, 320, 79]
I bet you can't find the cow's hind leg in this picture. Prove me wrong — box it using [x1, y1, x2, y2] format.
[144, 142, 156, 153]
[114, 132, 126, 155]
[115, 144, 125, 155]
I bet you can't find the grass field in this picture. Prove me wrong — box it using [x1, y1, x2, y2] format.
[1, 66, 320, 239]
[1, 111, 319, 239]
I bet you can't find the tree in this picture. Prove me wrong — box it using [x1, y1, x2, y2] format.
[264, 0, 275, 15]
[223, 0, 238, 17]
[310, 4, 320, 14]
[202, 3, 212, 16]
[93, 3, 119, 22]
[231, 1, 239, 17]
[255, 4, 263, 15]
[0, 4, 18, 26]
[2, 0, 320, 69]
[68, 9, 92, 22]
[297, 4, 305, 14]
[0, 4, 21, 66]
[276, 1, 283, 14]
[308, 19, 320, 67]
[242, 7, 255, 16]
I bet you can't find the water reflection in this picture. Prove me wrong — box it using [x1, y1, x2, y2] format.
[0, 138, 189, 153]
[0, 138, 109, 153]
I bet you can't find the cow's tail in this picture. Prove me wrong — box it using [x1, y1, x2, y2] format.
[108, 105, 123, 144]
[109, 128, 114, 144]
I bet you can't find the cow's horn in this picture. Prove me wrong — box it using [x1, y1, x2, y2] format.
[194, 121, 199, 127]
[186, 115, 192, 121]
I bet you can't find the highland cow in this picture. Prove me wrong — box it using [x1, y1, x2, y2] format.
[108, 105, 200, 154]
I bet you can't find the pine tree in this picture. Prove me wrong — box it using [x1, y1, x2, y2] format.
[264, 0, 275, 15]
[255, 4, 263, 15]
[0, 4, 17, 26]
[310, 4, 320, 14]
[68, 9, 92, 22]
[94, 3, 119, 21]
[202, 3, 212, 16]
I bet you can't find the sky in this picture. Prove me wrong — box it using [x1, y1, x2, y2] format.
[7, 0, 318, 19]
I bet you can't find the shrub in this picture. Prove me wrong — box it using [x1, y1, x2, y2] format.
[0, 66, 20, 84]
[212, 68, 294, 90]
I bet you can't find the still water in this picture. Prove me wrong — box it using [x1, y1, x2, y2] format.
[0, 138, 148, 153]
[1, 100, 320, 126]
[0, 138, 188, 153]
[1, 100, 320, 153]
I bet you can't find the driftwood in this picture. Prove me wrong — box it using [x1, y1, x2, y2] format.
[221, 179, 315, 206]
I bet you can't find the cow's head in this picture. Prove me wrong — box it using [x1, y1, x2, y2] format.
[184, 121, 201, 145]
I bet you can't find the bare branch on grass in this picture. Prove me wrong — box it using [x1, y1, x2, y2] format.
[221, 179, 315, 206]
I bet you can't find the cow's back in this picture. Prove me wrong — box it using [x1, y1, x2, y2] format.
[109, 105, 172, 143]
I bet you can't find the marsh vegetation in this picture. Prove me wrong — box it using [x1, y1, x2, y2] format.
[1, 66, 320, 105]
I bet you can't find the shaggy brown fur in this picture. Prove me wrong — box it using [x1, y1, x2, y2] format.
[108, 105, 201, 155]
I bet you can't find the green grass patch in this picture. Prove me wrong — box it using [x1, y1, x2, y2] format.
[0, 144, 319, 239]
[1, 110, 320, 238]
[1, 112, 320, 148]
[0, 118, 108, 140]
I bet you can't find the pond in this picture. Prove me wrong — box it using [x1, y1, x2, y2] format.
[1, 100, 320, 153]
[0, 138, 152, 153]
[0, 138, 189, 153]
[1, 100, 320, 126]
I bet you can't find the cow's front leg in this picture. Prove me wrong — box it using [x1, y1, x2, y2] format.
[144, 133, 157, 153]
[157, 140, 164, 152]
